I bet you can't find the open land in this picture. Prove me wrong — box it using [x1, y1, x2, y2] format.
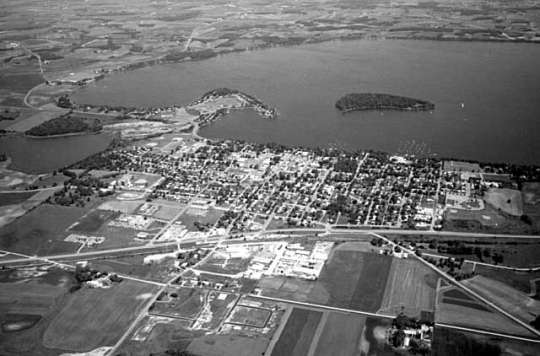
[270, 307, 322, 356]
[43, 279, 157, 352]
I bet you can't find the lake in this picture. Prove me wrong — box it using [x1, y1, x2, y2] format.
[0, 133, 112, 174]
[73, 40, 540, 165]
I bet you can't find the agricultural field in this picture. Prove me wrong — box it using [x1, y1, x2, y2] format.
[0, 73, 44, 93]
[462, 275, 540, 324]
[436, 285, 536, 337]
[0, 204, 88, 255]
[433, 327, 540, 356]
[310, 249, 393, 312]
[43, 279, 157, 351]
[484, 188, 524, 216]
[0, 267, 72, 356]
[312, 312, 366, 356]
[474, 263, 540, 295]
[0, 191, 36, 207]
[379, 257, 438, 318]
[5, 110, 66, 132]
[270, 308, 322, 356]
[358, 317, 397, 356]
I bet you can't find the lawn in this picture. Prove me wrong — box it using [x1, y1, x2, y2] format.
[0, 204, 88, 255]
[312, 312, 366, 356]
[43, 279, 157, 351]
[271, 308, 322, 356]
[379, 258, 437, 317]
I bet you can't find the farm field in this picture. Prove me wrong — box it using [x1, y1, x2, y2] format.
[270, 308, 322, 356]
[0, 204, 88, 255]
[312, 312, 366, 356]
[309, 250, 393, 312]
[0, 267, 72, 356]
[484, 188, 523, 216]
[433, 327, 540, 356]
[462, 275, 540, 324]
[436, 286, 536, 337]
[379, 257, 438, 318]
[359, 317, 397, 356]
[188, 333, 269, 356]
[0, 191, 36, 207]
[474, 264, 540, 295]
[43, 279, 157, 351]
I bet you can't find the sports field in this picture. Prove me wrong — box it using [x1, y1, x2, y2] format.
[379, 258, 437, 317]
[43, 280, 157, 351]
[270, 308, 322, 356]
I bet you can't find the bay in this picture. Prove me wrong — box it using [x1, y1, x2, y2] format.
[73, 40, 540, 165]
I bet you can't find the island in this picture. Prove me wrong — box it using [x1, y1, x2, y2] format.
[335, 93, 435, 112]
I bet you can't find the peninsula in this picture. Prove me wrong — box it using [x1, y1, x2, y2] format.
[335, 93, 435, 112]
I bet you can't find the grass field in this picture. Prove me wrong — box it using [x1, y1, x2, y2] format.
[226, 305, 271, 328]
[312, 312, 366, 356]
[379, 258, 437, 317]
[436, 286, 536, 337]
[522, 182, 540, 230]
[69, 209, 121, 232]
[152, 287, 206, 319]
[0, 204, 88, 255]
[82, 225, 142, 251]
[484, 188, 524, 216]
[97, 199, 143, 214]
[0, 282, 64, 316]
[43, 279, 157, 351]
[196, 254, 251, 275]
[6, 110, 63, 132]
[193, 291, 238, 331]
[90, 255, 176, 282]
[177, 207, 224, 231]
[270, 308, 322, 356]
[474, 264, 540, 295]
[153, 205, 182, 221]
[463, 275, 540, 323]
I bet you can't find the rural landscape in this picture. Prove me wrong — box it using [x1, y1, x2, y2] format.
[1, 0, 540, 356]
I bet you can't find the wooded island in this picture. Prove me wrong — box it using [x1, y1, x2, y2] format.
[335, 93, 435, 112]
